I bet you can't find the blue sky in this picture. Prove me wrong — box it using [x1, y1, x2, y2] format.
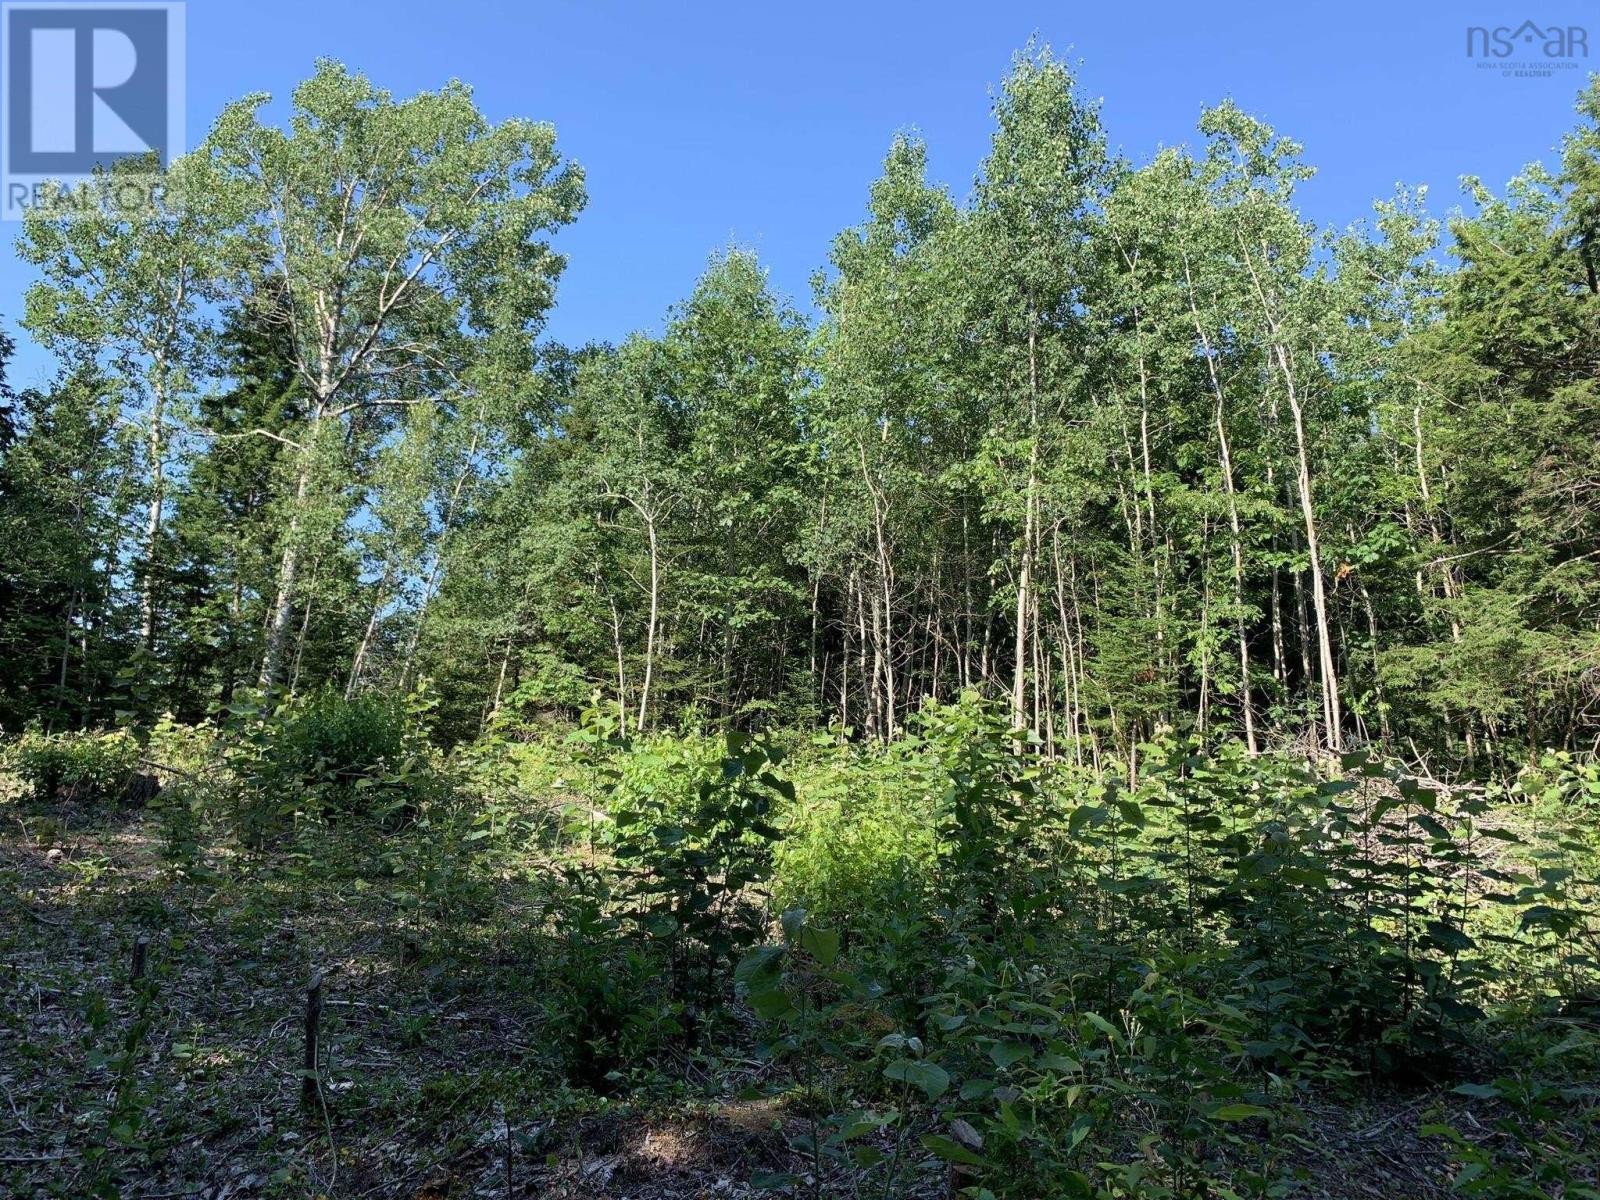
[1, 0, 1595, 389]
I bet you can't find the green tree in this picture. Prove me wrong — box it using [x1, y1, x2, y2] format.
[0, 369, 125, 726]
[198, 59, 585, 688]
[18, 154, 245, 656]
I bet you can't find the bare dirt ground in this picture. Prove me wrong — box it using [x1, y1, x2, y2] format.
[0, 804, 936, 1199]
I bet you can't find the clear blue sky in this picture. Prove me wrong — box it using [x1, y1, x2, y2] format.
[2, 0, 1595, 390]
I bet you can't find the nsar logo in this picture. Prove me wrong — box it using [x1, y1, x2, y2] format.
[1466, 20, 1588, 78]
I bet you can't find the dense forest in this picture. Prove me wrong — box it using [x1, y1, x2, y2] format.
[1, 48, 1597, 1200]
[2, 52, 1596, 768]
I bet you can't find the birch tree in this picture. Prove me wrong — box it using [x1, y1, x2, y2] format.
[964, 47, 1106, 738]
[197, 60, 584, 688]
[18, 153, 243, 653]
[1199, 102, 1344, 752]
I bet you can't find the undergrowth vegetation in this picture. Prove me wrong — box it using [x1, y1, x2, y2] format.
[3, 693, 1595, 1198]
[3, 725, 141, 805]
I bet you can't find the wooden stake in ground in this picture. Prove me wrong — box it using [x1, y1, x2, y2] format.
[501, 1103, 513, 1198]
[131, 935, 149, 983]
[302, 971, 323, 1108]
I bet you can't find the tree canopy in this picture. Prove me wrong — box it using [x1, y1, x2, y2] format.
[4, 48, 1599, 775]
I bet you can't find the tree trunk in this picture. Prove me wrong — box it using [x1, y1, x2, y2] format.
[288, 562, 319, 696]
[399, 418, 485, 690]
[1012, 325, 1041, 739]
[346, 572, 390, 699]
[637, 511, 660, 733]
[1281, 364, 1342, 751]
[138, 369, 169, 651]
[258, 447, 312, 690]
[603, 577, 629, 739]
[1240, 238, 1340, 751]
[1184, 255, 1258, 753]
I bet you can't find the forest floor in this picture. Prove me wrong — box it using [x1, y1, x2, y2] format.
[0, 798, 1505, 1199]
[1, 799, 937, 1200]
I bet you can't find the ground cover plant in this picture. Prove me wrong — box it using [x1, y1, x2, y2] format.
[2, 696, 1597, 1198]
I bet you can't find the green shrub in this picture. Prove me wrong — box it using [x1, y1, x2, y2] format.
[1518, 750, 1600, 813]
[538, 865, 680, 1089]
[588, 717, 789, 1015]
[222, 688, 442, 837]
[271, 689, 409, 794]
[4, 726, 140, 804]
[772, 739, 936, 928]
[729, 726, 1600, 1198]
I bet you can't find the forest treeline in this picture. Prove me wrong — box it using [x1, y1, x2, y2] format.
[3, 50, 1599, 769]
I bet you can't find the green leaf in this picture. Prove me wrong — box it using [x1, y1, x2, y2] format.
[832, 1109, 895, 1140]
[799, 924, 840, 967]
[884, 1058, 950, 1101]
[1067, 1113, 1094, 1149]
[1082, 1012, 1120, 1041]
[749, 988, 795, 1019]
[1208, 1103, 1271, 1121]
[1412, 812, 1452, 840]
[735, 945, 784, 987]
[1425, 920, 1475, 953]
[750, 1170, 800, 1189]
[920, 1133, 987, 1167]
[1069, 804, 1107, 835]
[988, 1041, 1032, 1069]
[1520, 904, 1572, 933]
